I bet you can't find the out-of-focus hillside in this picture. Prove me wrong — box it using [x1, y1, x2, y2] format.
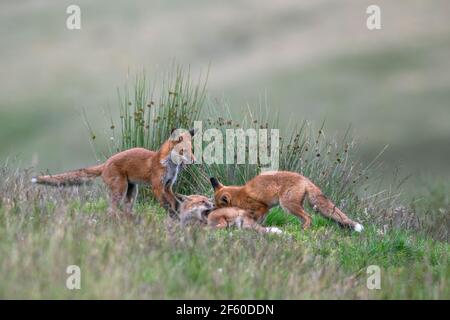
[1, 0, 450, 184]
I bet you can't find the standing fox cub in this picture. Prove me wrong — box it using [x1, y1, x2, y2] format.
[210, 171, 364, 232]
[32, 129, 196, 218]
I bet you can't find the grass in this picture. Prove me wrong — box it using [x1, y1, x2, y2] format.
[0, 168, 448, 299]
[0, 0, 448, 300]
[1, 67, 448, 299]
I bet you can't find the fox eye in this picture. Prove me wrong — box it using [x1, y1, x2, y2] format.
[179, 149, 184, 155]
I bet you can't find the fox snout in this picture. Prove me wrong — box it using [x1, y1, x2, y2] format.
[200, 200, 215, 215]
[170, 151, 196, 166]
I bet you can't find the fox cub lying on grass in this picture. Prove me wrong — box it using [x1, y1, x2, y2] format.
[33, 129, 196, 219]
[177, 194, 283, 234]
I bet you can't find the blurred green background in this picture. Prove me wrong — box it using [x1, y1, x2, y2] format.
[1, 0, 450, 187]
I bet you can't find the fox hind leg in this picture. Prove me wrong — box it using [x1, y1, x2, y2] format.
[124, 183, 138, 218]
[106, 176, 128, 219]
[280, 193, 312, 230]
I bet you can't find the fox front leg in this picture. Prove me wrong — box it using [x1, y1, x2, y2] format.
[162, 189, 180, 219]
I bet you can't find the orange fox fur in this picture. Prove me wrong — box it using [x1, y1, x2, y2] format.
[206, 207, 283, 234]
[210, 171, 364, 232]
[33, 129, 196, 218]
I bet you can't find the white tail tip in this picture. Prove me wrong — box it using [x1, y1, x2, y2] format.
[354, 223, 364, 232]
[266, 227, 283, 234]
[31, 178, 37, 184]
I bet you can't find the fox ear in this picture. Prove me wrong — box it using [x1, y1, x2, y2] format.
[210, 177, 223, 190]
[189, 128, 196, 137]
[171, 128, 177, 135]
[219, 193, 231, 206]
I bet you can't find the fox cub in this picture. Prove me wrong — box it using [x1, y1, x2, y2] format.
[33, 129, 196, 218]
[210, 171, 364, 232]
[178, 194, 283, 234]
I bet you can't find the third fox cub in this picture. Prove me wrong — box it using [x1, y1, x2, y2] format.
[210, 171, 364, 232]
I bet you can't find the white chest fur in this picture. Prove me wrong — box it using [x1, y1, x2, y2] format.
[161, 157, 182, 189]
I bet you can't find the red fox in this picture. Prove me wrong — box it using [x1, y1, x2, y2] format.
[32, 129, 196, 218]
[177, 194, 283, 234]
[210, 171, 364, 232]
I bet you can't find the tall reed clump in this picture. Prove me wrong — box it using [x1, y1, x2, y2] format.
[85, 66, 207, 157]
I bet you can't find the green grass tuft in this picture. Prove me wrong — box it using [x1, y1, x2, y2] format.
[0, 175, 447, 299]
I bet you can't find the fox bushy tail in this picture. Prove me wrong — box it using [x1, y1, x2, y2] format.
[305, 181, 364, 232]
[32, 164, 104, 186]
